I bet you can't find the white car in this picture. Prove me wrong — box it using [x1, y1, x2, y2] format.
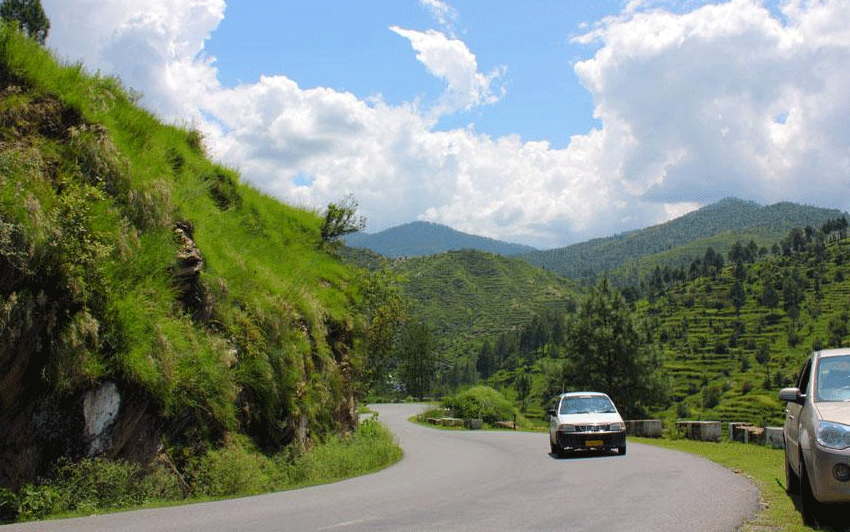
[548, 392, 626, 457]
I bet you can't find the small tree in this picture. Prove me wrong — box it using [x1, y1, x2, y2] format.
[397, 321, 435, 400]
[320, 194, 365, 249]
[730, 280, 746, 316]
[360, 269, 407, 397]
[515, 372, 531, 412]
[0, 0, 49, 44]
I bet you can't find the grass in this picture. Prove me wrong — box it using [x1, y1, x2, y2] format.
[0, 26, 379, 514]
[633, 437, 818, 531]
[9, 416, 402, 523]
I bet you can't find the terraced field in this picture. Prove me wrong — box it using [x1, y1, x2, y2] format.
[648, 238, 850, 426]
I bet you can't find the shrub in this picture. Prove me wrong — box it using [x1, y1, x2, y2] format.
[702, 385, 721, 409]
[39, 457, 183, 515]
[442, 385, 517, 424]
[16, 485, 58, 521]
[289, 418, 401, 486]
[47, 458, 139, 512]
[187, 436, 273, 498]
[0, 487, 18, 523]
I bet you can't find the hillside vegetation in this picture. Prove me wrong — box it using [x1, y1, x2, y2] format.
[521, 197, 847, 285]
[643, 228, 850, 425]
[0, 27, 371, 495]
[387, 208, 850, 428]
[387, 249, 578, 389]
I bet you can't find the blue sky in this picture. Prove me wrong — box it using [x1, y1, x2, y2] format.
[41, 0, 850, 248]
[205, 1, 617, 147]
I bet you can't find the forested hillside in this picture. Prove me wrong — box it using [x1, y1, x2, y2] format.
[384, 209, 850, 427]
[472, 220, 850, 426]
[520, 197, 848, 285]
[386, 249, 578, 393]
[0, 28, 373, 492]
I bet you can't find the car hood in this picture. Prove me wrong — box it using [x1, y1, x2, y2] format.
[556, 412, 623, 425]
[816, 402, 850, 425]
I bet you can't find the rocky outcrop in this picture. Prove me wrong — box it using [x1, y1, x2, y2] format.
[172, 221, 213, 323]
[0, 379, 161, 491]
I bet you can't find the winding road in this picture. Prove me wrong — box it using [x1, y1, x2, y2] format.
[4, 403, 759, 531]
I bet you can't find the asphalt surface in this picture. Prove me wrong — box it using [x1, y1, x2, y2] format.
[3, 403, 760, 531]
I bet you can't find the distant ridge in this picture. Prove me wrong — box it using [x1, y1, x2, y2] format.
[344, 221, 536, 257]
[520, 197, 849, 280]
[345, 199, 849, 280]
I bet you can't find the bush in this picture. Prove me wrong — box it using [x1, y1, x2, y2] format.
[16, 485, 58, 521]
[187, 436, 273, 498]
[39, 457, 182, 515]
[0, 487, 18, 523]
[50, 458, 146, 512]
[442, 385, 517, 424]
[288, 418, 401, 486]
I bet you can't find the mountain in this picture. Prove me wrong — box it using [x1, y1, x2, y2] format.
[519, 198, 849, 283]
[344, 221, 536, 257]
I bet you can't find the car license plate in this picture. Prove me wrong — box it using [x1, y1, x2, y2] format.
[586, 440, 603, 447]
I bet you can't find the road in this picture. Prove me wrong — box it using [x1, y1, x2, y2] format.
[3, 403, 759, 531]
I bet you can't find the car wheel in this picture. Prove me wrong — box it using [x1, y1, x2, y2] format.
[785, 450, 799, 495]
[799, 458, 823, 528]
[550, 440, 558, 456]
[618, 445, 627, 456]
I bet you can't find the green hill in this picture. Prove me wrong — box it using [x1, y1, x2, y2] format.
[482, 225, 850, 427]
[641, 233, 850, 426]
[520, 197, 849, 284]
[0, 28, 366, 490]
[386, 249, 578, 386]
[383, 206, 850, 428]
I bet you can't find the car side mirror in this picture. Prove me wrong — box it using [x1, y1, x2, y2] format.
[547, 407, 555, 417]
[779, 387, 805, 405]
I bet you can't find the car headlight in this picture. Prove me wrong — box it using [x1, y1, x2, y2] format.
[558, 424, 576, 432]
[608, 422, 624, 432]
[816, 421, 850, 450]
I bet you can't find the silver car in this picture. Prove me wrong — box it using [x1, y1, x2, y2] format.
[548, 392, 626, 458]
[779, 348, 850, 527]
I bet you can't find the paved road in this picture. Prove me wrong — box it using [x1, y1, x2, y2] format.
[3, 403, 759, 531]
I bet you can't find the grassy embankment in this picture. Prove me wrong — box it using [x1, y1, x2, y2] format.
[0, 27, 401, 523]
[10, 417, 401, 522]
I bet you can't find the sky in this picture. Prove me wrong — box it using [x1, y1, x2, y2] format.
[40, 0, 850, 249]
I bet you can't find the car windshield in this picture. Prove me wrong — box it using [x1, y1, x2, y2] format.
[559, 395, 616, 415]
[816, 355, 850, 402]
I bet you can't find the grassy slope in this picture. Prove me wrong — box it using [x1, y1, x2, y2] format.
[0, 28, 364, 462]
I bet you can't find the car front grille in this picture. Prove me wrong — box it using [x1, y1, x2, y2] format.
[575, 424, 608, 433]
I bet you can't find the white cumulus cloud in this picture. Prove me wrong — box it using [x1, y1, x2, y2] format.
[389, 26, 506, 117]
[39, 0, 850, 249]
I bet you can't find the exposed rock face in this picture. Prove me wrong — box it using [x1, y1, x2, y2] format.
[83, 381, 122, 456]
[172, 221, 213, 322]
[0, 378, 161, 491]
